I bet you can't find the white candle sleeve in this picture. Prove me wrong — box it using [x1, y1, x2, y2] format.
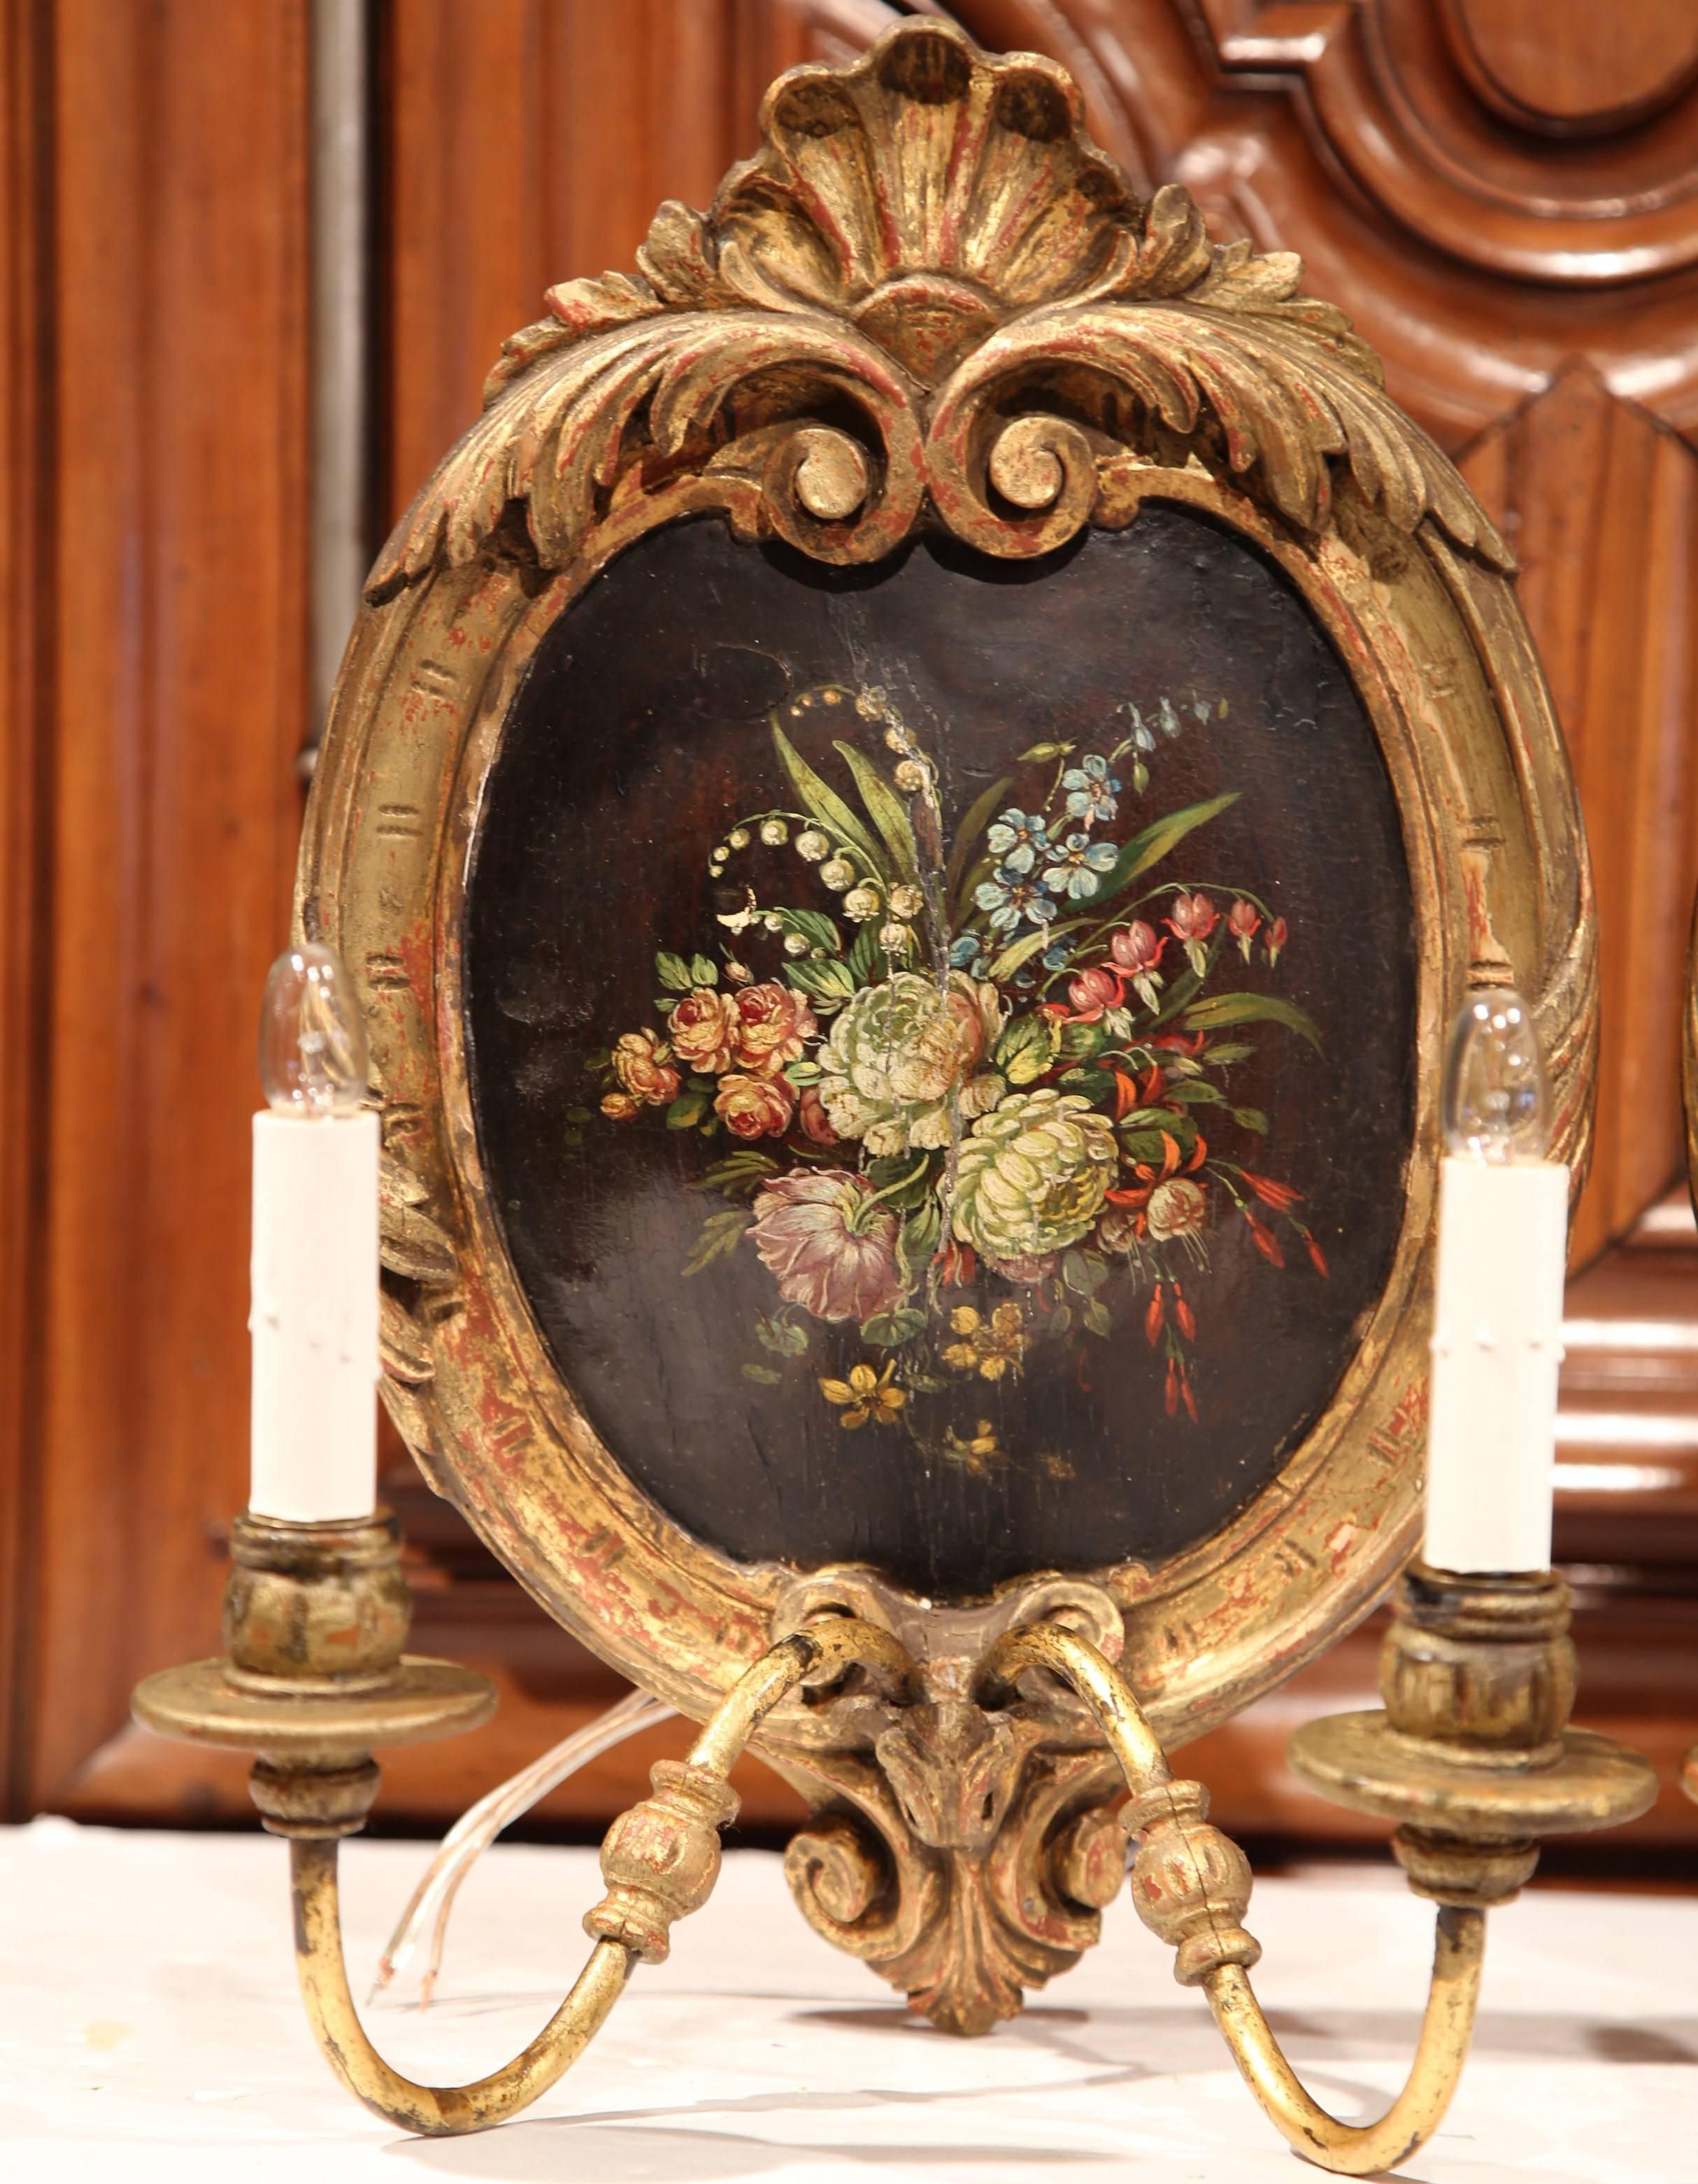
[1423, 1153, 1569, 1574]
[248, 1107, 381, 1522]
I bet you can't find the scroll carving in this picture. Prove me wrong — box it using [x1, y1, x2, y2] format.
[369, 23, 1508, 598]
[776, 1571, 1128, 2034]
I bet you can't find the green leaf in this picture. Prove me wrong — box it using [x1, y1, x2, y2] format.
[565, 1106, 593, 1125]
[898, 1201, 942, 1282]
[1116, 1105, 1182, 1133]
[1093, 792, 1240, 906]
[983, 925, 1060, 985]
[1203, 1041, 1255, 1066]
[1057, 1018, 1106, 1064]
[1062, 1250, 1108, 1296]
[994, 1011, 1060, 1085]
[666, 1090, 709, 1129]
[862, 1306, 927, 1348]
[1017, 741, 1074, 762]
[583, 1048, 611, 1073]
[1232, 1106, 1270, 1134]
[683, 1207, 748, 1275]
[848, 922, 881, 985]
[741, 1362, 783, 1385]
[785, 1058, 822, 1086]
[1048, 1302, 1074, 1339]
[692, 1150, 778, 1197]
[1083, 1297, 1112, 1338]
[1162, 1078, 1228, 1106]
[866, 1151, 937, 1211]
[1059, 1064, 1116, 1104]
[755, 1314, 810, 1357]
[779, 908, 841, 955]
[655, 950, 694, 992]
[771, 720, 889, 882]
[785, 955, 859, 1009]
[946, 776, 1013, 904]
[690, 953, 719, 987]
[1183, 991, 1323, 1054]
[834, 741, 920, 884]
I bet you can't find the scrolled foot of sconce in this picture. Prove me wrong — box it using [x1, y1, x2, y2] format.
[132, 1508, 915, 2136]
[982, 1566, 1657, 2178]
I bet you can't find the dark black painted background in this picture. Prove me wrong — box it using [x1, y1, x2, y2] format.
[464, 509, 1416, 1594]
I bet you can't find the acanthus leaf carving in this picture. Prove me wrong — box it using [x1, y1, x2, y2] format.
[369, 22, 1513, 606]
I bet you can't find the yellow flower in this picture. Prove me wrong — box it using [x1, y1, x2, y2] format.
[942, 1301, 1027, 1380]
[819, 1360, 907, 1429]
[944, 1418, 1001, 1475]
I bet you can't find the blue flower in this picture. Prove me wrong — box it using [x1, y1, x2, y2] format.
[950, 932, 989, 978]
[985, 808, 1050, 874]
[1127, 706, 1156, 754]
[1043, 832, 1118, 901]
[975, 865, 1058, 934]
[1042, 942, 1072, 972]
[1062, 755, 1121, 827]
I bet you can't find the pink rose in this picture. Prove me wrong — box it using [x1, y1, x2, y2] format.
[732, 981, 817, 1076]
[611, 1028, 680, 1106]
[669, 986, 740, 1074]
[713, 1071, 796, 1142]
[750, 1171, 906, 1324]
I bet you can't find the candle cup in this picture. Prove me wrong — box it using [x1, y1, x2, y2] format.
[1289, 1562, 1655, 1908]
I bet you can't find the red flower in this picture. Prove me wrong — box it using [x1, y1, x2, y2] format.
[714, 1071, 795, 1141]
[1110, 921, 1164, 973]
[1164, 1357, 1178, 1417]
[1174, 1285, 1197, 1340]
[1243, 1208, 1285, 1268]
[797, 1086, 840, 1145]
[936, 1238, 976, 1287]
[1306, 1234, 1329, 1278]
[1227, 899, 1260, 961]
[1067, 964, 1123, 1022]
[1267, 916, 1289, 966]
[1180, 1366, 1198, 1423]
[1144, 1285, 1165, 1346]
[1241, 1170, 1303, 1213]
[732, 981, 818, 1076]
[1164, 892, 1218, 943]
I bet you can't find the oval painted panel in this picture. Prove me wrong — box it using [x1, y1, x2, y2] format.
[464, 509, 1416, 1596]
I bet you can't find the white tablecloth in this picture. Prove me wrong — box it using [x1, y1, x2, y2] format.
[3, 1816, 1692, 2181]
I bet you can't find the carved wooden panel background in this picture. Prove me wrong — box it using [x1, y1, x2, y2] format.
[6, 0, 1698, 1856]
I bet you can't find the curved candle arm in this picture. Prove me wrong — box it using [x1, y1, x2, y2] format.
[288, 1616, 909, 2136]
[292, 1848, 631, 2136]
[982, 1622, 1483, 2178]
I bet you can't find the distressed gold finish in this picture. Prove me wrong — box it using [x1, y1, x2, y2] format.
[305, 11, 1592, 1734]
[288, 20, 1599, 2034]
[136, 1511, 913, 2136]
[775, 1569, 1129, 2034]
[982, 1582, 1650, 2177]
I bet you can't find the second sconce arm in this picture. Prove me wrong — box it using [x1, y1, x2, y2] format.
[983, 1620, 1481, 2178]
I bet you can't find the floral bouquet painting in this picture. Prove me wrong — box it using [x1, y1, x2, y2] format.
[585, 682, 1325, 1473]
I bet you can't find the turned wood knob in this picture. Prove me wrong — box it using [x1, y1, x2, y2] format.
[585, 1759, 741, 1964]
[1123, 1778, 1262, 1985]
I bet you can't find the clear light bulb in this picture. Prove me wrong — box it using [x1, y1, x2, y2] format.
[259, 942, 369, 1117]
[1442, 987, 1550, 1164]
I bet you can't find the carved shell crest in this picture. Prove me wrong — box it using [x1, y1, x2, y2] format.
[371, 22, 1509, 601]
